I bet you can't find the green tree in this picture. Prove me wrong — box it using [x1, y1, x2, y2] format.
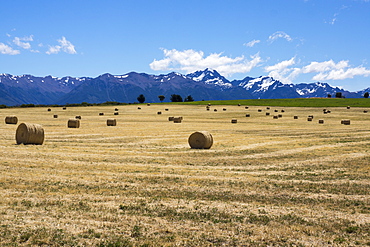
[137, 94, 145, 103]
[184, 95, 194, 102]
[364, 92, 369, 98]
[158, 95, 165, 102]
[170, 94, 183, 102]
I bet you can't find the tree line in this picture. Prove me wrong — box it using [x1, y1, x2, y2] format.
[136, 94, 194, 103]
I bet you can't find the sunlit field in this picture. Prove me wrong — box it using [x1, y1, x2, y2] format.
[1, 104, 369, 246]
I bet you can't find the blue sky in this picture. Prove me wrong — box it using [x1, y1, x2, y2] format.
[1, 0, 370, 91]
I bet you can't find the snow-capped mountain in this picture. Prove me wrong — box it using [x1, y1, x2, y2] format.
[0, 69, 367, 106]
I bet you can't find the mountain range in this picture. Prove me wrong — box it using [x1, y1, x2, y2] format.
[0, 69, 368, 106]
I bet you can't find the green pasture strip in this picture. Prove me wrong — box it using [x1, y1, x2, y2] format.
[168, 98, 370, 107]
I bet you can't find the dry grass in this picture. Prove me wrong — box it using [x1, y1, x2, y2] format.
[0, 104, 369, 246]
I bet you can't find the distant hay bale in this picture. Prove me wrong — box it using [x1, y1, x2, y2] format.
[364, 110, 368, 113]
[266, 107, 270, 110]
[68, 119, 80, 128]
[258, 109, 262, 112]
[5, 116, 18, 124]
[323, 111, 328, 114]
[47, 108, 51, 112]
[188, 131, 213, 149]
[75, 116, 81, 119]
[157, 111, 162, 115]
[274, 109, 278, 112]
[246, 114, 250, 117]
[318, 119, 324, 124]
[99, 112, 104, 116]
[214, 109, 217, 112]
[327, 110, 331, 113]
[223, 108, 227, 111]
[245, 106, 249, 109]
[347, 106, 350, 109]
[231, 119, 237, 124]
[107, 118, 117, 126]
[308, 115, 314, 119]
[307, 117, 313, 121]
[294, 116, 298, 119]
[168, 117, 174, 121]
[165, 109, 169, 111]
[281, 110, 285, 112]
[206, 108, 210, 111]
[138, 107, 141, 110]
[173, 117, 182, 123]
[266, 112, 270, 116]
[63, 107, 67, 110]
[115, 108, 119, 111]
[278, 114, 283, 118]
[53, 115, 58, 118]
[16, 123, 44, 145]
[114, 112, 119, 115]
[273, 115, 278, 119]
[208, 103, 211, 106]
[341, 119, 351, 125]
[147, 103, 151, 106]
[238, 104, 241, 106]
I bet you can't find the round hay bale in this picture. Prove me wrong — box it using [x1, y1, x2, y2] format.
[114, 112, 119, 115]
[208, 103, 211, 106]
[47, 108, 51, 112]
[318, 119, 324, 124]
[238, 104, 241, 106]
[308, 115, 314, 119]
[278, 114, 283, 118]
[53, 115, 58, 118]
[107, 118, 117, 126]
[214, 109, 217, 112]
[165, 109, 169, 111]
[246, 114, 250, 117]
[99, 112, 104, 116]
[223, 108, 227, 111]
[5, 116, 18, 124]
[266, 112, 270, 116]
[173, 117, 182, 123]
[266, 107, 270, 110]
[274, 109, 278, 112]
[231, 119, 237, 124]
[157, 111, 162, 115]
[327, 110, 331, 113]
[75, 116, 81, 119]
[114, 108, 119, 111]
[347, 106, 350, 109]
[293, 116, 298, 119]
[16, 123, 44, 145]
[364, 110, 368, 113]
[147, 103, 151, 106]
[188, 131, 213, 149]
[138, 107, 141, 110]
[273, 115, 278, 119]
[307, 117, 313, 121]
[68, 119, 80, 128]
[281, 110, 285, 113]
[63, 107, 67, 110]
[245, 106, 249, 109]
[258, 109, 262, 112]
[206, 108, 210, 111]
[341, 119, 351, 125]
[168, 116, 174, 121]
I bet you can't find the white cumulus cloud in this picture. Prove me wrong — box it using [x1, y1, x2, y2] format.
[13, 35, 33, 49]
[244, 39, 260, 47]
[0, 42, 20, 55]
[150, 48, 262, 77]
[268, 31, 293, 42]
[46, 37, 77, 55]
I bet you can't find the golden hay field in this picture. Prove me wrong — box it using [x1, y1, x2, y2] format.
[0, 104, 369, 246]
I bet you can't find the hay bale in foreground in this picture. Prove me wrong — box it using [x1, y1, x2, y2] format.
[5, 116, 18, 124]
[68, 119, 80, 128]
[231, 119, 237, 124]
[107, 118, 117, 126]
[16, 123, 44, 145]
[188, 131, 213, 149]
[341, 119, 351, 125]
